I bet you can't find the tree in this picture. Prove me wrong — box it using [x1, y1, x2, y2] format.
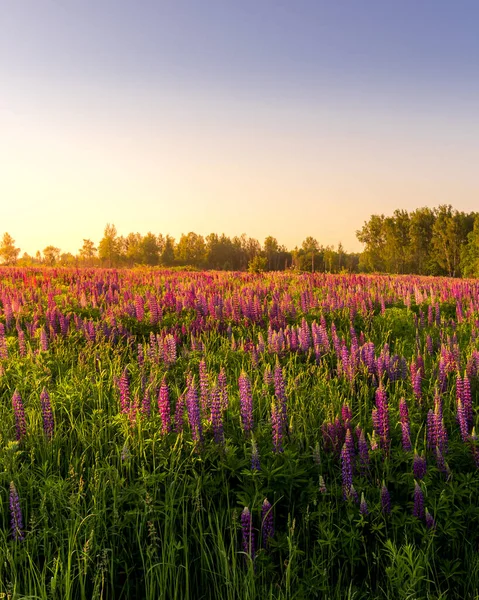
[160, 235, 175, 266]
[409, 207, 435, 274]
[176, 232, 206, 267]
[0, 233, 20, 266]
[43, 246, 60, 266]
[248, 255, 267, 273]
[141, 232, 159, 266]
[98, 224, 120, 267]
[356, 215, 386, 272]
[79, 239, 97, 266]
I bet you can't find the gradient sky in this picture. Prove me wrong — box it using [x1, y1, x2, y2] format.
[1, 1, 478, 256]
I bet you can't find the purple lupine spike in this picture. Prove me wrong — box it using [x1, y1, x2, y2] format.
[40, 327, 49, 352]
[434, 446, 450, 477]
[241, 507, 255, 561]
[137, 344, 145, 370]
[426, 410, 436, 451]
[274, 363, 288, 433]
[341, 442, 353, 499]
[381, 482, 391, 515]
[210, 385, 224, 445]
[374, 386, 390, 451]
[425, 509, 436, 530]
[238, 371, 254, 434]
[462, 373, 473, 431]
[359, 492, 368, 516]
[174, 393, 185, 434]
[0, 323, 9, 360]
[218, 368, 229, 411]
[149, 296, 160, 326]
[157, 378, 171, 435]
[399, 398, 412, 451]
[9, 482, 25, 541]
[271, 400, 284, 453]
[341, 403, 352, 428]
[141, 388, 151, 417]
[135, 295, 145, 322]
[413, 482, 425, 519]
[251, 438, 260, 471]
[263, 364, 274, 388]
[118, 369, 130, 415]
[12, 390, 27, 441]
[163, 334, 177, 365]
[186, 377, 203, 443]
[358, 429, 370, 474]
[413, 454, 427, 480]
[261, 498, 274, 547]
[40, 387, 54, 439]
[457, 398, 468, 442]
[17, 327, 27, 357]
[198, 359, 210, 418]
[345, 428, 355, 462]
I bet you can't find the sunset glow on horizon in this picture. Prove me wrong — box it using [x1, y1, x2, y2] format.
[1, 1, 478, 256]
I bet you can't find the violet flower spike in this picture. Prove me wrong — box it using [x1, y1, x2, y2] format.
[241, 507, 255, 561]
[9, 482, 25, 541]
[261, 498, 274, 547]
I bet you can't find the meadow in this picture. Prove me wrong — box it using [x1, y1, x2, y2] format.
[1, 268, 479, 599]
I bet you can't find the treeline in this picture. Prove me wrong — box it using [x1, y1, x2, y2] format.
[0, 226, 359, 273]
[357, 205, 479, 277]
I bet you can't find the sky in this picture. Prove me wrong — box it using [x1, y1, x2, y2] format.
[1, 0, 478, 256]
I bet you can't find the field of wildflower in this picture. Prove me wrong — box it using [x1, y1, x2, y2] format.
[1, 268, 479, 599]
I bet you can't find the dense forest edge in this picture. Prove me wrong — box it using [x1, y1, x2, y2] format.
[2, 204, 479, 277]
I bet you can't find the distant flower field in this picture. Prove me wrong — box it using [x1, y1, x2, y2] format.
[1, 268, 479, 599]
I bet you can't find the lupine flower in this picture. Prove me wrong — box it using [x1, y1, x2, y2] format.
[261, 498, 274, 547]
[199, 359, 210, 418]
[413, 454, 427, 480]
[10, 482, 25, 541]
[359, 492, 368, 516]
[141, 388, 151, 417]
[17, 327, 27, 357]
[341, 442, 353, 499]
[425, 509, 436, 530]
[163, 334, 177, 365]
[413, 482, 425, 519]
[374, 386, 390, 451]
[341, 403, 352, 428]
[157, 378, 171, 435]
[40, 327, 49, 352]
[274, 363, 288, 433]
[381, 483, 391, 515]
[251, 438, 260, 471]
[358, 429, 369, 474]
[210, 385, 224, 445]
[12, 390, 27, 441]
[399, 398, 412, 451]
[174, 393, 185, 434]
[40, 387, 54, 439]
[238, 371, 254, 434]
[241, 507, 255, 561]
[186, 377, 203, 443]
[271, 400, 284, 453]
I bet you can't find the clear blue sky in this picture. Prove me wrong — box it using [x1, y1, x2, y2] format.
[1, 0, 478, 255]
